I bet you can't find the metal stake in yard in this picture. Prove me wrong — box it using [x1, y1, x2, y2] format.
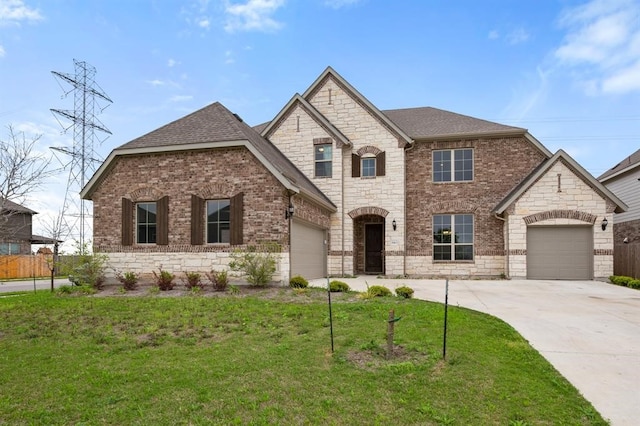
[327, 276, 334, 353]
[443, 278, 449, 360]
[387, 309, 397, 359]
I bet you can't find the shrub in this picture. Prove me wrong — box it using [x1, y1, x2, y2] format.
[329, 280, 350, 292]
[229, 244, 279, 287]
[60, 241, 108, 289]
[289, 275, 309, 289]
[206, 269, 229, 292]
[183, 271, 204, 290]
[367, 285, 392, 297]
[395, 285, 414, 299]
[152, 267, 175, 291]
[629, 279, 640, 289]
[115, 271, 139, 291]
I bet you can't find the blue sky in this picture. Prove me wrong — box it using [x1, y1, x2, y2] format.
[1, 0, 639, 242]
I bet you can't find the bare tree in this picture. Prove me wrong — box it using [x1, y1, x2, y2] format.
[0, 125, 55, 248]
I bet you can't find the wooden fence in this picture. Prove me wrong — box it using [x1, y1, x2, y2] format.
[614, 244, 640, 278]
[0, 254, 52, 280]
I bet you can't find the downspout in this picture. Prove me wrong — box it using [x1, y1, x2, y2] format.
[288, 192, 293, 283]
[341, 149, 346, 277]
[494, 212, 508, 278]
[403, 141, 415, 277]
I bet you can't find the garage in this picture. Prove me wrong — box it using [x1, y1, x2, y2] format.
[527, 226, 593, 280]
[290, 219, 327, 279]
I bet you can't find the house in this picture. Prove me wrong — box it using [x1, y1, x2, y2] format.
[81, 67, 626, 281]
[0, 199, 59, 254]
[598, 149, 640, 244]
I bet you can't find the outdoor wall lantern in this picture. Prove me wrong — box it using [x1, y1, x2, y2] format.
[601, 217, 608, 231]
[285, 203, 295, 219]
[392, 219, 397, 231]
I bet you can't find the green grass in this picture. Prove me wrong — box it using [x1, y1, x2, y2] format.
[0, 288, 607, 425]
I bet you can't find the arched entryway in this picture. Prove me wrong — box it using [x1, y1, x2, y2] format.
[349, 206, 389, 275]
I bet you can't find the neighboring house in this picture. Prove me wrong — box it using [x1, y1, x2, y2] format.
[598, 149, 640, 244]
[82, 67, 626, 281]
[0, 199, 58, 254]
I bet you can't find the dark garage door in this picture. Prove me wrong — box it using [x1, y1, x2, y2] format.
[527, 226, 593, 280]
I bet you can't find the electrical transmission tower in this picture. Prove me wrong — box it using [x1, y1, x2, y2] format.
[51, 59, 112, 250]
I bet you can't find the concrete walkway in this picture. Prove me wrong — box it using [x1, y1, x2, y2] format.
[310, 277, 640, 426]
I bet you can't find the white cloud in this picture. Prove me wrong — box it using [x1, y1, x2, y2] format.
[0, 0, 43, 26]
[167, 58, 179, 67]
[147, 79, 166, 86]
[224, 0, 285, 33]
[198, 17, 210, 29]
[324, 0, 361, 9]
[224, 50, 234, 64]
[554, 0, 640, 94]
[0, 44, 5, 57]
[488, 30, 499, 40]
[169, 95, 193, 102]
[506, 27, 530, 45]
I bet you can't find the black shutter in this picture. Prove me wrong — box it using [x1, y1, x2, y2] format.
[230, 192, 244, 245]
[352, 153, 360, 177]
[121, 198, 133, 246]
[191, 195, 204, 245]
[157, 196, 169, 245]
[376, 151, 386, 176]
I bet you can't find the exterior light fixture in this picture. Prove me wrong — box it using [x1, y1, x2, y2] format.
[601, 217, 608, 231]
[392, 219, 397, 231]
[285, 203, 295, 219]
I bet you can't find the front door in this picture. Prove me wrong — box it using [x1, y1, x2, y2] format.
[365, 223, 384, 274]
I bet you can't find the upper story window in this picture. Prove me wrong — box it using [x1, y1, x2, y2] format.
[315, 144, 332, 178]
[207, 199, 230, 244]
[433, 148, 473, 182]
[136, 202, 157, 244]
[361, 157, 376, 177]
[433, 214, 474, 261]
[0, 243, 21, 254]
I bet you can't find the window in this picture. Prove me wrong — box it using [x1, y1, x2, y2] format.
[361, 157, 376, 177]
[0, 243, 20, 254]
[207, 200, 230, 244]
[433, 149, 473, 182]
[136, 202, 157, 244]
[433, 214, 473, 261]
[315, 144, 332, 177]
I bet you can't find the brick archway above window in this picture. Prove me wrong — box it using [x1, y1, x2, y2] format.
[348, 206, 389, 219]
[432, 201, 481, 214]
[198, 183, 241, 199]
[129, 186, 163, 202]
[523, 210, 597, 225]
[356, 145, 382, 156]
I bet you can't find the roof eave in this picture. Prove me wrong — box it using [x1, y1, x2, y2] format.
[598, 163, 640, 183]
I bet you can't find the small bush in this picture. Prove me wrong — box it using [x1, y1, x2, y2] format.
[229, 244, 279, 287]
[183, 271, 204, 290]
[609, 275, 639, 288]
[329, 280, 350, 292]
[395, 285, 414, 299]
[207, 270, 229, 292]
[629, 279, 640, 289]
[289, 275, 309, 289]
[367, 285, 392, 297]
[115, 271, 139, 291]
[152, 267, 175, 291]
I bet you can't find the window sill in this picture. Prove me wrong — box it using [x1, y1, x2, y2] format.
[433, 260, 475, 263]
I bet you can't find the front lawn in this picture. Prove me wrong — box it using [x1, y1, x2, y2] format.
[0, 287, 606, 425]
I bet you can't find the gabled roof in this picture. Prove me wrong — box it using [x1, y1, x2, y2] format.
[261, 94, 351, 147]
[0, 199, 37, 215]
[598, 148, 640, 182]
[81, 102, 336, 211]
[493, 150, 628, 215]
[302, 66, 413, 147]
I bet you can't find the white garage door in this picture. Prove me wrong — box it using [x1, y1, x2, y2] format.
[527, 226, 593, 280]
[291, 220, 326, 279]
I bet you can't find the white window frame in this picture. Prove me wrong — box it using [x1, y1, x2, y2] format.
[314, 144, 332, 178]
[361, 156, 376, 178]
[206, 199, 231, 244]
[433, 148, 474, 182]
[433, 214, 474, 261]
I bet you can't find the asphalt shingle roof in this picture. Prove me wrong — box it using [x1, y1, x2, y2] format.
[0, 199, 36, 214]
[115, 102, 335, 209]
[598, 148, 640, 181]
[382, 106, 525, 140]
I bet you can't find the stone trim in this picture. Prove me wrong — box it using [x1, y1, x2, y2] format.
[594, 249, 613, 255]
[431, 201, 481, 213]
[197, 183, 242, 199]
[348, 206, 389, 218]
[382, 250, 405, 256]
[509, 249, 527, 255]
[523, 210, 596, 225]
[313, 137, 333, 145]
[356, 145, 382, 156]
[329, 250, 353, 256]
[477, 249, 506, 256]
[406, 249, 433, 256]
[96, 244, 287, 253]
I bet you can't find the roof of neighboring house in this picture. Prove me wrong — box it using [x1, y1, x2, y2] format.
[493, 150, 628, 215]
[598, 148, 640, 182]
[0, 199, 37, 215]
[382, 107, 526, 140]
[31, 235, 63, 244]
[82, 102, 336, 211]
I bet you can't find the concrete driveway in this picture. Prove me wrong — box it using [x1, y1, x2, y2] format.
[310, 277, 640, 426]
